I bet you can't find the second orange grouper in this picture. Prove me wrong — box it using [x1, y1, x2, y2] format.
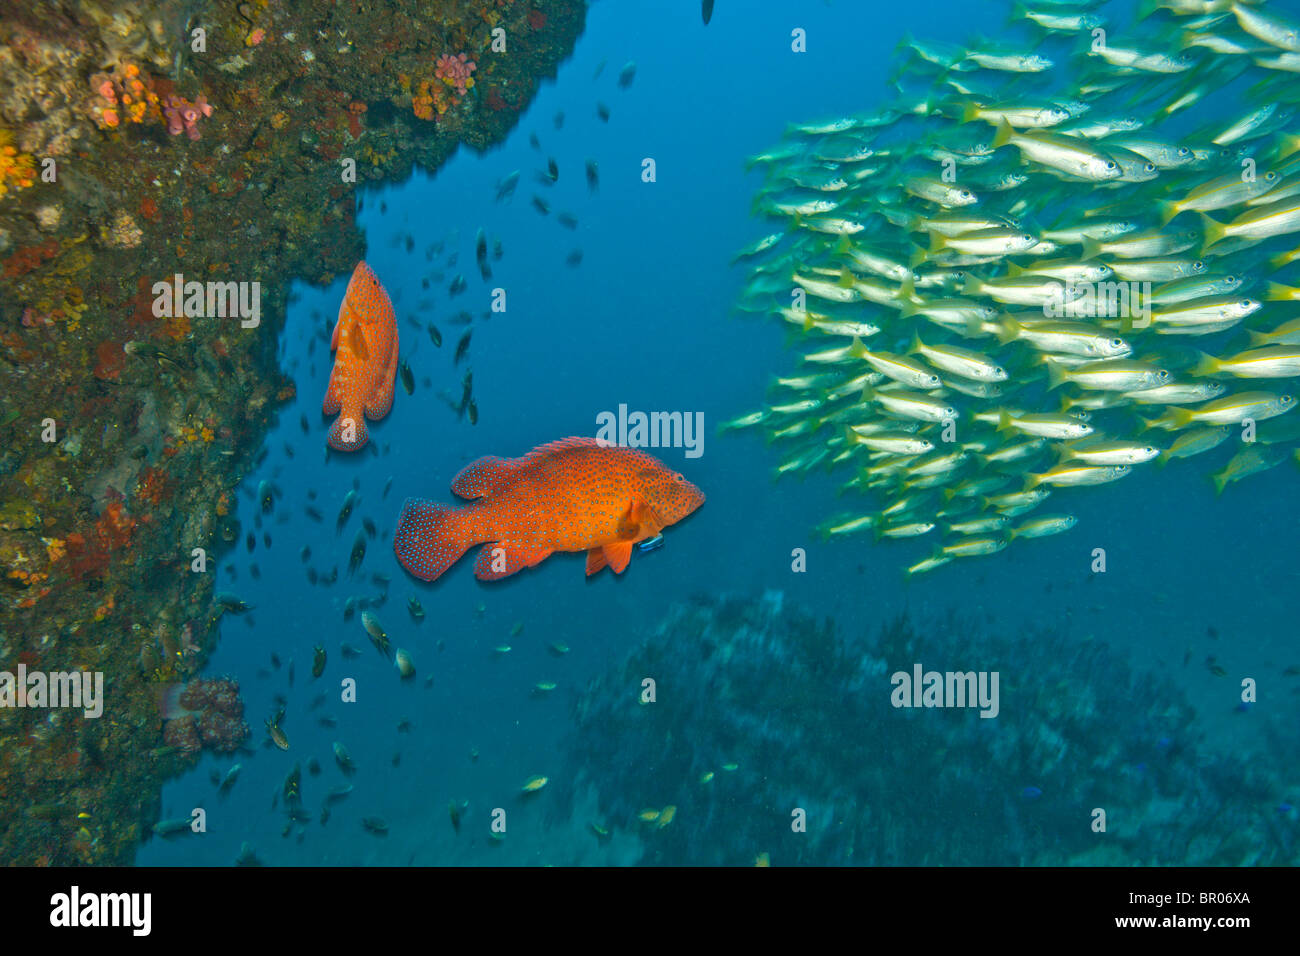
[323, 261, 399, 451]
[393, 437, 705, 581]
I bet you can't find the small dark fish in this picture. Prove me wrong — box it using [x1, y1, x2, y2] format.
[495, 170, 520, 202]
[371, 572, 390, 587]
[531, 195, 550, 216]
[236, 842, 262, 867]
[449, 274, 468, 297]
[585, 160, 599, 193]
[702, 0, 713, 25]
[408, 597, 426, 621]
[307, 757, 321, 776]
[305, 506, 323, 522]
[343, 596, 357, 621]
[380, 201, 388, 213]
[337, 490, 357, 534]
[467, 399, 478, 425]
[283, 443, 295, 460]
[301, 546, 311, 563]
[249, 563, 261, 580]
[397, 720, 413, 733]
[383, 476, 393, 499]
[399, 360, 414, 395]
[459, 370, 474, 415]
[263, 532, 272, 549]
[216, 593, 252, 614]
[362, 611, 392, 659]
[218, 763, 241, 796]
[334, 741, 357, 776]
[492, 239, 503, 261]
[553, 110, 565, 129]
[246, 532, 256, 553]
[404, 235, 414, 253]
[312, 644, 326, 679]
[320, 805, 331, 825]
[306, 567, 319, 585]
[596, 102, 610, 122]
[299, 414, 310, 435]
[327, 783, 354, 803]
[548, 157, 559, 181]
[529, 131, 541, 151]
[258, 480, 273, 513]
[323, 566, 338, 586]
[152, 817, 195, 838]
[428, 323, 442, 348]
[618, 61, 636, 88]
[283, 763, 301, 804]
[363, 516, 377, 539]
[566, 249, 584, 268]
[593, 59, 606, 80]
[475, 231, 491, 281]
[454, 330, 472, 365]
[557, 212, 578, 230]
[341, 643, 362, 659]
[1021, 786, 1042, 800]
[362, 816, 388, 835]
[317, 714, 338, 728]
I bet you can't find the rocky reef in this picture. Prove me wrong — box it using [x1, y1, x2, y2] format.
[0, 0, 583, 865]
[559, 594, 1294, 865]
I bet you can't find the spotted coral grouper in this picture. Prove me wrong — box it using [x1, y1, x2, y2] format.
[323, 261, 399, 451]
[393, 437, 704, 581]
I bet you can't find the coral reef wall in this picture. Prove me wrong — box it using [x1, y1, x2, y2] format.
[0, 0, 582, 865]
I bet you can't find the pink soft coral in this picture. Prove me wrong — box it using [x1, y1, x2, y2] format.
[435, 52, 476, 95]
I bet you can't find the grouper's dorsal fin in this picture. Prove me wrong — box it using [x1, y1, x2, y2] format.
[450, 456, 522, 500]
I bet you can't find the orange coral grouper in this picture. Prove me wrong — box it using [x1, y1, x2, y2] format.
[323, 261, 399, 451]
[393, 437, 705, 581]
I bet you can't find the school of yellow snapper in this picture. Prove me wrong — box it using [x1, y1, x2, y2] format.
[728, 0, 1300, 576]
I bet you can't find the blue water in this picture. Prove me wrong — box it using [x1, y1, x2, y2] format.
[141, 0, 1300, 865]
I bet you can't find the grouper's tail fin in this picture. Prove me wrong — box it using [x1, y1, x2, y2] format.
[393, 498, 472, 581]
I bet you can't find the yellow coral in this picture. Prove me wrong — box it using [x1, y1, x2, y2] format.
[43, 537, 66, 564]
[0, 133, 37, 198]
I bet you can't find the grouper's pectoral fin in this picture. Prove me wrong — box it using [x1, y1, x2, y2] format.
[602, 541, 634, 574]
[615, 496, 665, 541]
[585, 548, 607, 576]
